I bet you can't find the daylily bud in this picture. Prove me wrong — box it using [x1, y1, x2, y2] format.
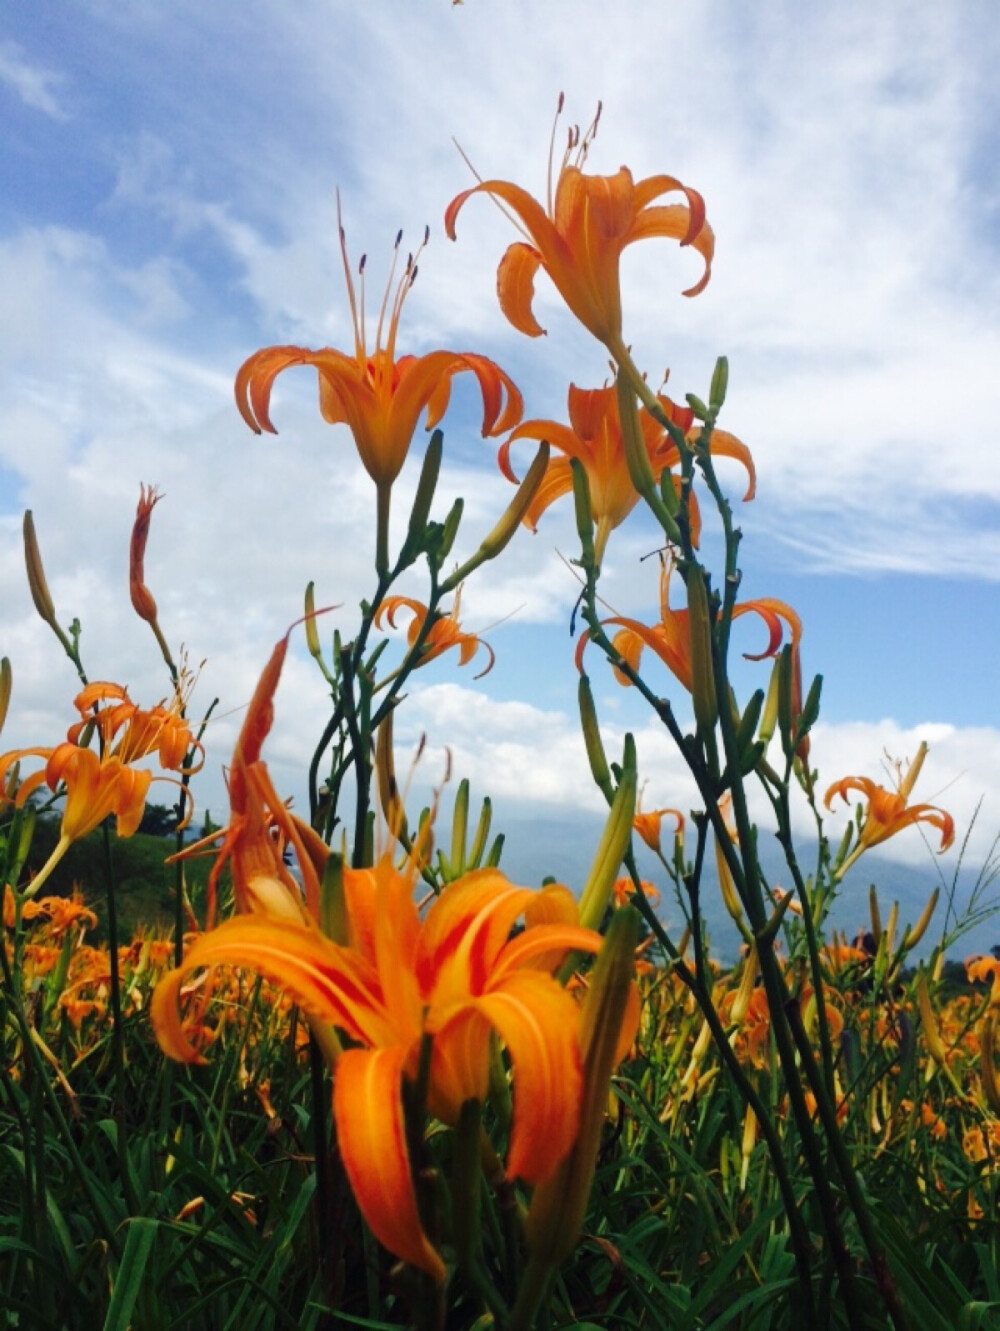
[324, 846, 351, 942]
[686, 568, 717, 737]
[578, 734, 636, 930]
[570, 457, 595, 568]
[709, 356, 729, 413]
[0, 657, 11, 736]
[438, 497, 464, 562]
[303, 582, 322, 661]
[685, 392, 710, 421]
[884, 901, 899, 954]
[130, 484, 162, 625]
[729, 945, 758, 1026]
[776, 644, 794, 758]
[714, 819, 752, 945]
[578, 675, 614, 804]
[757, 886, 796, 946]
[23, 510, 59, 633]
[739, 1104, 757, 1192]
[899, 741, 928, 800]
[375, 711, 407, 841]
[441, 444, 548, 591]
[466, 796, 492, 870]
[400, 429, 443, 564]
[917, 967, 961, 1093]
[758, 656, 781, 747]
[616, 374, 682, 545]
[902, 887, 939, 951]
[869, 885, 883, 946]
[526, 906, 639, 1267]
[979, 1015, 1000, 1116]
[735, 688, 765, 766]
[449, 778, 470, 876]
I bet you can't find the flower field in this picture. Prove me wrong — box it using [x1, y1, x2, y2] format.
[3, 100, 1000, 1330]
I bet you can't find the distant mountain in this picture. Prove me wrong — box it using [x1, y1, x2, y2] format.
[482, 806, 1000, 966]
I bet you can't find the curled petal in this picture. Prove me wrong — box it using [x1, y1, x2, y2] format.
[150, 915, 394, 1061]
[497, 243, 547, 338]
[465, 972, 583, 1184]
[333, 1047, 446, 1282]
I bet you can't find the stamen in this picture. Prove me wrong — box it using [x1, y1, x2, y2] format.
[546, 91, 565, 217]
[336, 190, 365, 363]
[578, 101, 603, 166]
[453, 136, 533, 242]
[374, 230, 403, 361]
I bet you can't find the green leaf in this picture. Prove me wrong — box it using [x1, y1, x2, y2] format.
[102, 1218, 157, 1331]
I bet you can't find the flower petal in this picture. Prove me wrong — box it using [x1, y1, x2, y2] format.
[150, 915, 393, 1062]
[333, 1046, 446, 1282]
[497, 242, 547, 338]
[465, 971, 582, 1183]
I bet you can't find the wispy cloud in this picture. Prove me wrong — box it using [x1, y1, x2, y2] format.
[0, 40, 69, 120]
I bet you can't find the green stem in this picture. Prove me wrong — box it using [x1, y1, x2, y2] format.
[101, 822, 140, 1216]
[508, 1254, 553, 1331]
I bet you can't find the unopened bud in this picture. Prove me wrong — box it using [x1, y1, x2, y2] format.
[729, 945, 758, 1025]
[130, 484, 162, 625]
[304, 582, 322, 660]
[709, 356, 729, 413]
[0, 657, 11, 736]
[979, 1015, 1000, 1116]
[439, 497, 464, 562]
[758, 657, 781, 747]
[526, 906, 639, 1266]
[616, 374, 681, 544]
[375, 710, 407, 842]
[686, 568, 717, 737]
[466, 796, 492, 869]
[869, 884, 883, 945]
[401, 429, 443, 562]
[570, 457, 595, 567]
[477, 441, 549, 561]
[440, 445, 548, 592]
[685, 393, 710, 421]
[23, 510, 58, 631]
[578, 735, 636, 930]
[917, 967, 961, 1093]
[578, 675, 614, 804]
[902, 887, 939, 951]
[449, 778, 470, 876]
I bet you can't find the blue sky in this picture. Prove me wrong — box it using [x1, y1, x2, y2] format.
[2, 2, 999, 932]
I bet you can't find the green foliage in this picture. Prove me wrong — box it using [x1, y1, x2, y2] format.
[20, 817, 217, 942]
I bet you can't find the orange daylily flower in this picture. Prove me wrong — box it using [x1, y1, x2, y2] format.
[373, 587, 495, 678]
[3, 884, 97, 934]
[446, 103, 713, 359]
[500, 382, 754, 566]
[825, 743, 954, 877]
[611, 876, 660, 908]
[69, 680, 202, 774]
[632, 788, 684, 855]
[578, 553, 800, 696]
[235, 207, 522, 493]
[0, 743, 158, 898]
[966, 955, 1000, 1004]
[152, 862, 614, 1281]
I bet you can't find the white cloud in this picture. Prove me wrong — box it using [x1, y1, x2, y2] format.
[0, 40, 69, 120]
[2, 0, 999, 916]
